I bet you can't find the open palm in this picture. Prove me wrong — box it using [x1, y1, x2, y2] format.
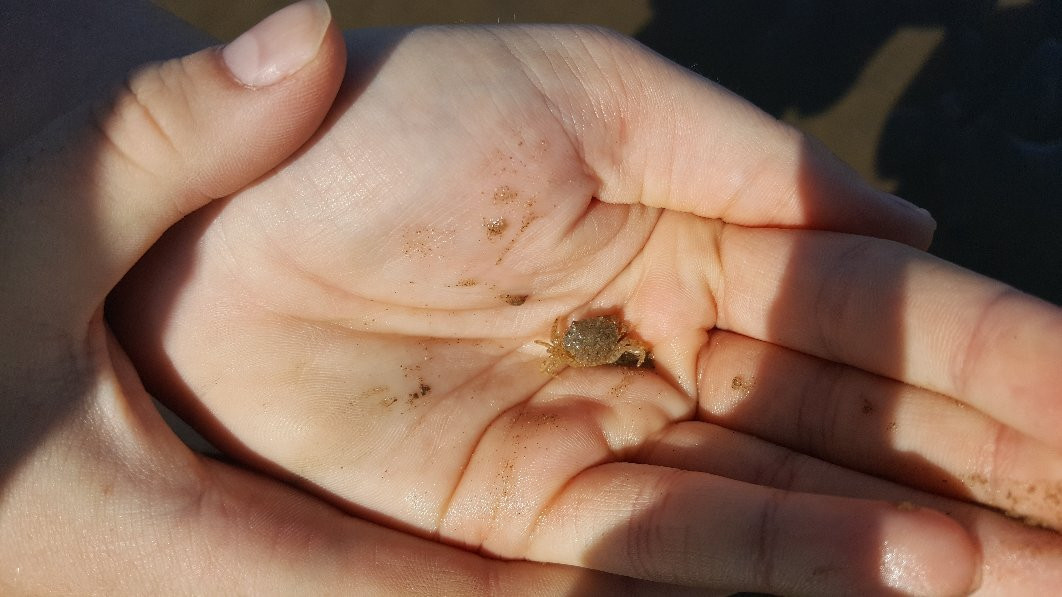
[112, 27, 1062, 595]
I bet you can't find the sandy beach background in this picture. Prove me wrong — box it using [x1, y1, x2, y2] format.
[154, 0, 1062, 304]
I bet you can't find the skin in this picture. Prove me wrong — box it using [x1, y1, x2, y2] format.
[1, 3, 689, 594]
[105, 25, 1062, 596]
[2, 2, 1061, 594]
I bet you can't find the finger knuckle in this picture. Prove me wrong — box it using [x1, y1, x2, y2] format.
[752, 490, 785, 590]
[93, 58, 197, 182]
[951, 286, 1018, 400]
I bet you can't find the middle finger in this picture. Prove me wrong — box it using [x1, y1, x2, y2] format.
[696, 330, 1062, 530]
[634, 418, 1062, 594]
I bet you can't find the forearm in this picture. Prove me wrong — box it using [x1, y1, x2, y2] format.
[1, 0, 214, 151]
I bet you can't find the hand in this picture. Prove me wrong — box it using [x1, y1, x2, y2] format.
[109, 25, 1062, 595]
[0, 5, 659, 594]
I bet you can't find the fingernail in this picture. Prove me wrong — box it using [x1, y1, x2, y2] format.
[886, 191, 935, 222]
[879, 508, 981, 596]
[222, 0, 331, 88]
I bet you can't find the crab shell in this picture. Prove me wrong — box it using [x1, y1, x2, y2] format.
[561, 315, 628, 365]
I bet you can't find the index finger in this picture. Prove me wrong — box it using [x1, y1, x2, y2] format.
[714, 224, 1062, 451]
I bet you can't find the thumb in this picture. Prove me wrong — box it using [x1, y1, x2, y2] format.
[0, 0, 345, 331]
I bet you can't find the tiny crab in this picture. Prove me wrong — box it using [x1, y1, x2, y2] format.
[535, 315, 650, 376]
